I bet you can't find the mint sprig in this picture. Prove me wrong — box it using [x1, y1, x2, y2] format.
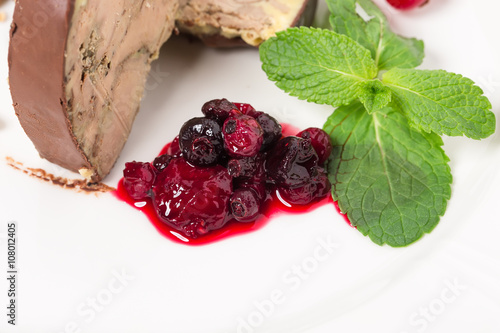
[260, 28, 377, 107]
[383, 69, 495, 139]
[328, 0, 424, 70]
[259, 0, 496, 247]
[325, 102, 452, 247]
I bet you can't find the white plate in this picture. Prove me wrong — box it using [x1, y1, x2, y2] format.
[1, 0, 500, 332]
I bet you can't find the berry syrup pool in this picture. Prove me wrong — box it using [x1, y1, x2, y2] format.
[114, 137, 352, 246]
[114, 179, 335, 246]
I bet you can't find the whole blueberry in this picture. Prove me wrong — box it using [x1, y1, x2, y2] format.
[179, 117, 224, 166]
[297, 128, 332, 165]
[202, 98, 239, 124]
[266, 136, 319, 187]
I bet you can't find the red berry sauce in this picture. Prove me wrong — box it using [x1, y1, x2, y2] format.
[114, 143, 334, 246]
[114, 99, 350, 245]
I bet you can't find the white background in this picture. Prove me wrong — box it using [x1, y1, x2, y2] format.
[0, 0, 499, 332]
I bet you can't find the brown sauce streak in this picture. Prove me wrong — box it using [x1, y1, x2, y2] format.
[6, 157, 115, 193]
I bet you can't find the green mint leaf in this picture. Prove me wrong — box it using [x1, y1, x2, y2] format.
[358, 80, 392, 113]
[383, 68, 496, 139]
[324, 102, 452, 247]
[327, 0, 424, 70]
[259, 27, 377, 107]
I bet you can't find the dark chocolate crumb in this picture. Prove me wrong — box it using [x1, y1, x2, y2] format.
[5, 157, 115, 193]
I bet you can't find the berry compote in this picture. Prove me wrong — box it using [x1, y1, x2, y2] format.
[116, 99, 335, 245]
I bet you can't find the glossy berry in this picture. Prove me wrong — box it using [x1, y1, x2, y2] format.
[297, 128, 332, 165]
[313, 168, 332, 199]
[235, 179, 267, 203]
[277, 183, 317, 206]
[234, 102, 259, 117]
[227, 156, 258, 178]
[223, 113, 264, 158]
[387, 0, 428, 10]
[266, 136, 319, 187]
[277, 167, 331, 205]
[256, 113, 282, 149]
[202, 98, 238, 123]
[234, 105, 281, 148]
[179, 117, 224, 166]
[230, 187, 261, 222]
[235, 157, 266, 192]
[123, 162, 156, 200]
[153, 158, 232, 238]
[152, 154, 172, 173]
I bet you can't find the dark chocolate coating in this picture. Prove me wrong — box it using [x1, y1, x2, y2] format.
[8, 1, 93, 177]
[8, 0, 317, 181]
[9, 0, 177, 182]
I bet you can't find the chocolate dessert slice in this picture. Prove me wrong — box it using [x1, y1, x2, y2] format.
[9, 0, 178, 182]
[8, 0, 316, 182]
[176, 0, 317, 47]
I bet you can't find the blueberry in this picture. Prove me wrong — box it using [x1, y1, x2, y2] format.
[256, 113, 282, 149]
[276, 167, 331, 205]
[230, 187, 262, 222]
[266, 136, 319, 187]
[227, 156, 258, 178]
[235, 179, 267, 203]
[152, 154, 172, 173]
[277, 183, 317, 206]
[313, 167, 331, 198]
[179, 117, 224, 166]
[297, 128, 332, 165]
[202, 98, 239, 124]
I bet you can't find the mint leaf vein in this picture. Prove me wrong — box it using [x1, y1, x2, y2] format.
[327, 0, 424, 71]
[325, 102, 452, 247]
[258, 0, 496, 247]
[384, 69, 496, 139]
[260, 27, 377, 107]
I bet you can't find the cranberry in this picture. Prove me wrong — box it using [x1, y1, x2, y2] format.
[230, 187, 261, 222]
[179, 117, 224, 166]
[152, 154, 172, 173]
[123, 162, 156, 200]
[223, 113, 264, 158]
[233, 105, 281, 147]
[266, 136, 319, 187]
[153, 158, 232, 238]
[234, 102, 259, 117]
[297, 128, 332, 165]
[387, 0, 428, 10]
[202, 98, 238, 123]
